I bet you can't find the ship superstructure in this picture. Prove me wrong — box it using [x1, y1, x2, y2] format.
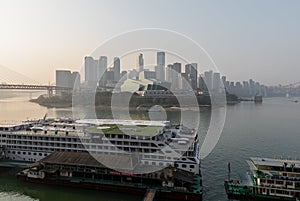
[225, 157, 300, 200]
[0, 118, 200, 174]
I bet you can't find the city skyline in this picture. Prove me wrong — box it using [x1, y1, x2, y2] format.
[55, 52, 274, 97]
[0, 0, 300, 85]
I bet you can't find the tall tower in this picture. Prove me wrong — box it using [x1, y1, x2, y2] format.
[185, 63, 198, 90]
[98, 56, 107, 86]
[171, 62, 181, 90]
[136, 53, 144, 72]
[155, 52, 165, 81]
[157, 52, 165, 66]
[114, 57, 120, 82]
[213, 72, 221, 92]
[84, 56, 97, 84]
[204, 70, 213, 91]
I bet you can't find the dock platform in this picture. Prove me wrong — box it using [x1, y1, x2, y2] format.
[143, 189, 156, 201]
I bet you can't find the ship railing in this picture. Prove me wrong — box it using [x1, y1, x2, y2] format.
[267, 175, 300, 182]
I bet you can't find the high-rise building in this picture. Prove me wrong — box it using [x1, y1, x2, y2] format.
[243, 81, 250, 96]
[95, 56, 107, 86]
[221, 76, 227, 88]
[56, 70, 72, 88]
[113, 57, 120, 82]
[121, 71, 127, 79]
[97, 56, 107, 78]
[56, 70, 80, 95]
[181, 72, 189, 90]
[249, 79, 255, 96]
[157, 52, 165, 66]
[155, 65, 165, 81]
[70, 72, 80, 89]
[172, 62, 181, 73]
[144, 70, 156, 79]
[84, 56, 97, 84]
[170, 63, 181, 90]
[136, 53, 144, 72]
[198, 76, 207, 91]
[166, 64, 173, 83]
[204, 70, 213, 91]
[155, 52, 165, 81]
[105, 70, 114, 81]
[185, 63, 198, 90]
[213, 72, 221, 91]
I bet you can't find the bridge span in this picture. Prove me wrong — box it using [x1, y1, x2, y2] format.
[0, 84, 72, 97]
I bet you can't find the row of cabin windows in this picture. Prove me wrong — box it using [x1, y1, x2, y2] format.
[144, 162, 196, 169]
[174, 163, 195, 169]
[269, 189, 295, 195]
[106, 134, 157, 141]
[6, 136, 79, 142]
[6, 145, 84, 152]
[261, 179, 285, 185]
[7, 150, 48, 157]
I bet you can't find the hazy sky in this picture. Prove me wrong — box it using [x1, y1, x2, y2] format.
[0, 0, 299, 85]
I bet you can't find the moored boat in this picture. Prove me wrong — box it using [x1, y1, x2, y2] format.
[225, 157, 300, 200]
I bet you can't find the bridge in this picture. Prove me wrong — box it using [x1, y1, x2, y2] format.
[0, 84, 72, 97]
[0, 65, 72, 97]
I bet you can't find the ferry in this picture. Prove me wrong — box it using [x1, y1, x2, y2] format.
[0, 117, 202, 200]
[225, 157, 300, 200]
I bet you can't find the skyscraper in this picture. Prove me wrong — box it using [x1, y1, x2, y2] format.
[121, 70, 127, 80]
[213, 72, 221, 91]
[113, 57, 120, 82]
[157, 52, 165, 66]
[84, 56, 97, 84]
[204, 70, 213, 91]
[181, 72, 189, 90]
[98, 56, 107, 86]
[56, 70, 80, 95]
[249, 79, 255, 96]
[56, 70, 71, 88]
[198, 75, 207, 91]
[98, 56, 107, 75]
[71, 71, 80, 89]
[155, 52, 165, 81]
[166, 64, 173, 83]
[136, 53, 144, 72]
[170, 62, 181, 90]
[221, 76, 228, 88]
[185, 63, 198, 90]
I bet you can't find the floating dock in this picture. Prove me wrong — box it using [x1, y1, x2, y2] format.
[17, 151, 202, 201]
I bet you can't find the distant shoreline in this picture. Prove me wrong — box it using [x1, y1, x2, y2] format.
[30, 98, 212, 111]
[30, 92, 239, 109]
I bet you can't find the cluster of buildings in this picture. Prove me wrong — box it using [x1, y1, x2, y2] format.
[222, 77, 267, 98]
[82, 52, 225, 93]
[55, 52, 273, 98]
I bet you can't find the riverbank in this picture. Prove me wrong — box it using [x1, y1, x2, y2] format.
[30, 92, 239, 109]
[30, 95, 72, 108]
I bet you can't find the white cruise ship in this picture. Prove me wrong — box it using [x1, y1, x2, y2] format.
[0, 117, 200, 174]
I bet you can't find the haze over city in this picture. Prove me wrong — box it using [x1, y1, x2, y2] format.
[1, 0, 300, 85]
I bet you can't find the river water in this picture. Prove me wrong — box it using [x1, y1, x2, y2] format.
[0, 91, 299, 201]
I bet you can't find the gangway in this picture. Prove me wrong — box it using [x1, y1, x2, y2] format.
[142, 189, 156, 201]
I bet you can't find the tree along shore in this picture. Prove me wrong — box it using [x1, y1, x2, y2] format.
[31, 92, 238, 108]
